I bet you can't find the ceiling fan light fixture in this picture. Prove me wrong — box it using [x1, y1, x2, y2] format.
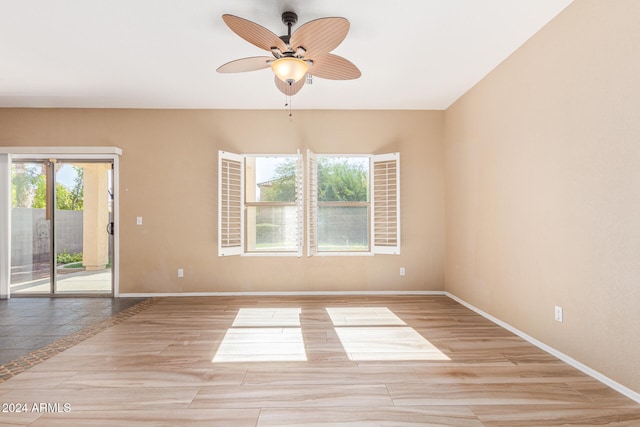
[271, 57, 309, 84]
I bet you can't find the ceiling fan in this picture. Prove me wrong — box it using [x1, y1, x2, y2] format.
[217, 11, 361, 96]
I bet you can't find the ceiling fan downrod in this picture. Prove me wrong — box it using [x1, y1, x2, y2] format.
[279, 11, 298, 45]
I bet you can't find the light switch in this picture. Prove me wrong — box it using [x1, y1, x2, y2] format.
[136, 216, 143, 225]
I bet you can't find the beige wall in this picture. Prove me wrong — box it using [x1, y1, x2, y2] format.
[444, 0, 640, 393]
[0, 109, 445, 293]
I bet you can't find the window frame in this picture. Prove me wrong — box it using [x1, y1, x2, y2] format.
[218, 151, 304, 257]
[313, 153, 371, 255]
[306, 151, 400, 257]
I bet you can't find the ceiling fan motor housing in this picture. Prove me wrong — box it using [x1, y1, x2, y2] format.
[281, 11, 298, 27]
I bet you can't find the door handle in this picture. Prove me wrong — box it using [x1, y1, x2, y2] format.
[107, 222, 114, 235]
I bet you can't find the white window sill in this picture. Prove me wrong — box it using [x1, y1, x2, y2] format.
[241, 252, 302, 257]
[313, 252, 374, 257]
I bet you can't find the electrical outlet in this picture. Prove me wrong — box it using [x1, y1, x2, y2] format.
[178, 269, 184, 278]
[400, 267, 406, 276]
[554, 306, 563, 322]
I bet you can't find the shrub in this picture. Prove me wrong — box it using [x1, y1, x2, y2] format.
[57, 250, 83, 265]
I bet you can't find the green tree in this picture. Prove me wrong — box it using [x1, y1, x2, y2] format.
[261, 160, 296, 202]
[12, 164, 84, 210]
[56, 184, 74, 210]
[317, 158, 368, 202]
[68, 166, 84, 210]
[12, 164, 38, 208]
[260, 157, 369, 202]
[31, 174, 47, 208]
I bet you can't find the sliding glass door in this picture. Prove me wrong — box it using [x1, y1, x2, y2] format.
[10, 161, 52, 294]
[10, 160, 114, 296]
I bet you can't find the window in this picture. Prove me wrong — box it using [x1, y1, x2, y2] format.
[218, 151, 303, 256]
[312, 155, 370, 253]
[218, 150, 399, 256]
[307, 151, 400, 256]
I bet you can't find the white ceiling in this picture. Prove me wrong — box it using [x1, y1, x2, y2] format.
[0, 0, 573, 110]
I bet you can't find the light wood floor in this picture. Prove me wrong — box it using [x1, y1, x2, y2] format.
[1, 295, 639, 426]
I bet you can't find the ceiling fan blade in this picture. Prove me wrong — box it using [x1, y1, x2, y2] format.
[217, 56, 273, 73]
[222, 14, 287, 52]
[290, 17, 349, 57]
[274, 75, 306, 96]
[308, 54, 361, 80]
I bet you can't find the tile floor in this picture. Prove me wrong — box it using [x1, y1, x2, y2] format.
[1, 295, 639, 426]
[0, 297, 147, 365]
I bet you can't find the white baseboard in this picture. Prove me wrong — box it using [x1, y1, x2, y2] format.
[119, 290, 446, 298]
[445, 292, 640, 404]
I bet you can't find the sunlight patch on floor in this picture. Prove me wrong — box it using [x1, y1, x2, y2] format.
[231, 307, 302, 327]
[212, 327, 306, 362]
[327, 307, 450, 361]
[213, 306, 449, 362]
[334, 326, 450, 361]
[213, 308, 306, 362]
[325, 307, 407, 326]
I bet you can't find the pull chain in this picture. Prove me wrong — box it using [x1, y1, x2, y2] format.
[285, 95, 293, 118]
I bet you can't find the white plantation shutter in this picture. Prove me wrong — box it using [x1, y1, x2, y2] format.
[306, 150, 318, 257]
[295, 150, 304, 256]
[218, 151, 244, 256]
[372, 153, 400, 254]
